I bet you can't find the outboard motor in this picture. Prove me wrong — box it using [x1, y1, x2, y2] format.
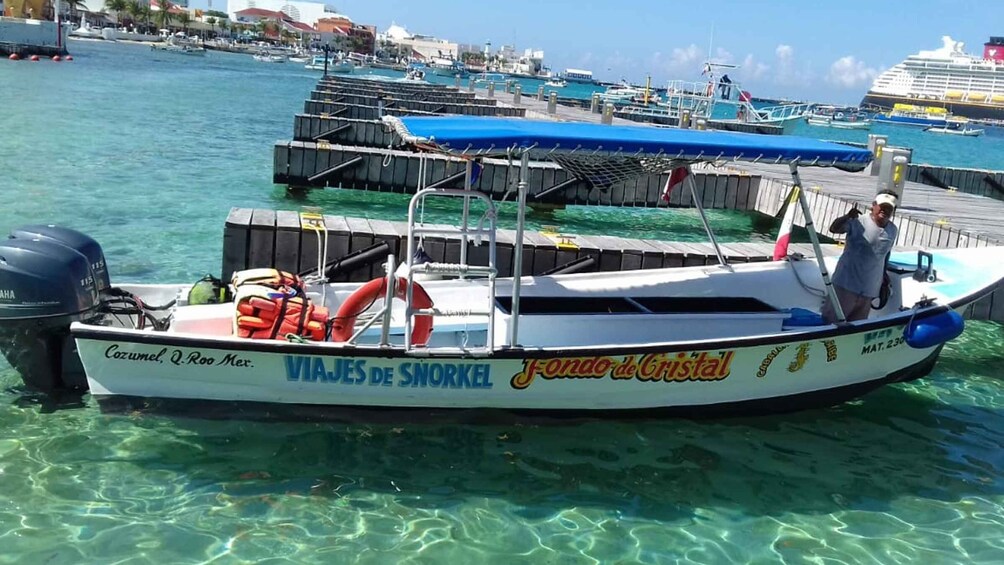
[0, 227, 107, 392]
[10, 225, 110, 293]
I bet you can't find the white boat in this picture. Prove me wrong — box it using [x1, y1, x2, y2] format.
[2, 118, 1000, 416]
[401, 67, 427, 82]
[69, 17, 102, 39]
[428, 57, 468, 77]
[151, 34, 206, 56]
[924, 125, 984, 136]
[597, 81, 660, 105]
[253, 51, 286, 63]
[474, 72, 507, 85]
[544, 78, 567, 88]
[288, 55, 311, 64]
[305, 56, 353, 73]
[805, 106, 872, 130]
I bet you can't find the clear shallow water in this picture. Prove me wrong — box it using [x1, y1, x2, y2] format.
[0, 40, 1003, 564]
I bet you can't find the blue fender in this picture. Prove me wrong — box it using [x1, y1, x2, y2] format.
[904, 310, 965, 349]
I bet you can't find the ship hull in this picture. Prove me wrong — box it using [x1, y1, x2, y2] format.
[861, 92, 1004, 122]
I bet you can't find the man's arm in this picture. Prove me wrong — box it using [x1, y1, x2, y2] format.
[829, 208, 861, 234]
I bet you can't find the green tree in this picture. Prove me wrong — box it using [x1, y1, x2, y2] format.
[125, 0, 142, 28]
[154, 5, 173, 32]
[104, 0, 127, 24]
[177, 11, 191, 34]
[205, 16, 217, 37]
[217, 18, 229, 38]
[140, 4, 152, 32]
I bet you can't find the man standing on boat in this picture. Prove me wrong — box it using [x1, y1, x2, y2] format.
[822, 192, 899, 323]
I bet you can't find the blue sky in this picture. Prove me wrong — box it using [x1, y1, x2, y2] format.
[201, 0, 1000, 103]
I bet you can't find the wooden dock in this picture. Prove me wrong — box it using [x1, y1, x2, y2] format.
[221, 207, 1003, 322]
[746, 162, 1004, 248]
[274, 139, 762, 208]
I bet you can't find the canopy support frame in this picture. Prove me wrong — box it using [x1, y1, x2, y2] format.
[789, 161, 846, 323]
[508, 151, 530, 348]
[684, 165, 731, 269]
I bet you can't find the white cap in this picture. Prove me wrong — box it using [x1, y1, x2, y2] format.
[874, 193, 898, 208]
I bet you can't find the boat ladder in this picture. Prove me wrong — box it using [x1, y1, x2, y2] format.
[402, 186, 499, 353]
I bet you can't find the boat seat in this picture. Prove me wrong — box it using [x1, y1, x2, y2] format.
[170, 303, 234, 335]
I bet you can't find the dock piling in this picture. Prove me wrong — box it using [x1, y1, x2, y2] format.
[868, 135, 887, 176]
[547, 91, 557, 114]
[601, 103, 614, 125]
[591, 93, 601, 114]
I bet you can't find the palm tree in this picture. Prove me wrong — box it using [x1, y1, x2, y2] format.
[126, 0, 142, 29]
[206, 16, 217, 37]
[104, 0, 127, 25]
[154, 5, 173, 32]
[177, 11, 191, 34]
[140, 5, 152, 33]
[217, 18, 229, 39]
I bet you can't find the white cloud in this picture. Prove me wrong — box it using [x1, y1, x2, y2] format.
[774, 44, 796, 84]
[737, 53, 769, 81]
[826, 55, 881, 88]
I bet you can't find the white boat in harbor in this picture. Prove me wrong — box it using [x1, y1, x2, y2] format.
[805, 106, 872, 130]
[924, 124, 984, 136]
[1, 117, 999, 417]
[544, 77, 567, 88]
[69, 17, 102, 39]
[253, 50, 286, 63]
[305, 56, 353, 73]
[151, 34, 205, 56]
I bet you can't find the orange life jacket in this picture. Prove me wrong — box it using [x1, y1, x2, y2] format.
[230, 269, 327, 341]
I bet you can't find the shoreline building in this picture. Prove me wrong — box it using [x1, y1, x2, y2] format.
[315, 13, 375, 54]
[227, 0, 338, 27]
[377, 22, 457, 61]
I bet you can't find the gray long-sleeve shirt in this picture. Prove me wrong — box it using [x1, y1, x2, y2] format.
[831, 214, 897, 298]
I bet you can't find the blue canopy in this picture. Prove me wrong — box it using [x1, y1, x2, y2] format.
[386, 116, 874, 170]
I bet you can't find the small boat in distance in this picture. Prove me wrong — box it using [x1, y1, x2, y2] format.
[544, 77, 567, 88]
[805, 105, 872, 130]
[305, 56, 354, 73]
[253, 50, 286, 63]
[151, 33, 206, 56]
[474, 72, 507, 85]
[925, 124, 984, 136]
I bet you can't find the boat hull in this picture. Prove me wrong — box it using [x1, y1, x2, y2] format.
[75, 318, 943, 414]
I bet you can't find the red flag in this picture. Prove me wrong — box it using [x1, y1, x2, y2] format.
[661, 167, 689, 202]
[773, 186, 801, 260]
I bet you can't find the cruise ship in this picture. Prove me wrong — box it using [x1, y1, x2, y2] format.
[860, 36, 1004, 121]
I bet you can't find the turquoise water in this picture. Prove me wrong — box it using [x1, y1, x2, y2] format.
[0, 40, 1003, 563]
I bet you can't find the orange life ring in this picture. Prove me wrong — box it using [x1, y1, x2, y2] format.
[330, 277, 434, 346]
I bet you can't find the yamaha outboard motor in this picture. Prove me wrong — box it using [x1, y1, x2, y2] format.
[0, 227, 107, 392]
[10, 225, 110, 293]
